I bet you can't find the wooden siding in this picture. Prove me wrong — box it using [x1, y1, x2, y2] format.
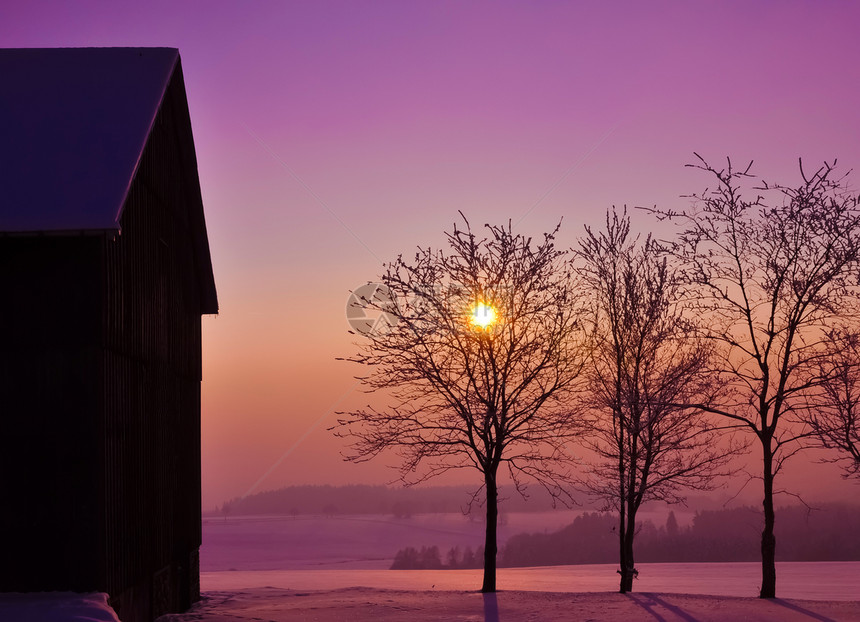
[0, 236, 102, 591]
[100, 61, 204, 622]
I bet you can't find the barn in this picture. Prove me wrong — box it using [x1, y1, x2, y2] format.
[0, 48, 217, 621]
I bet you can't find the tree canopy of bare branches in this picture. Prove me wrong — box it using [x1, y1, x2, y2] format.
[804, 328, 860, 478]
[650, 155, 860, 598]
[335, 216, 584, 593]
[576, 208, 736, 594]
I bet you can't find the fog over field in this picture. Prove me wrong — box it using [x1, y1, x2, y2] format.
[200, 506, 860, 599]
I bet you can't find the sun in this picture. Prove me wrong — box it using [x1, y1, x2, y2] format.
[470, 302, 498, 329]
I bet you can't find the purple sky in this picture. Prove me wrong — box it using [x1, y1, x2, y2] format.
[4, 1, 860, 508]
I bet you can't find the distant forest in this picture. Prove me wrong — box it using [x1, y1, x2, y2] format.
[392, 504, 860, 569]
[215, 484, 566, 517]
[214, 484, 741, 517]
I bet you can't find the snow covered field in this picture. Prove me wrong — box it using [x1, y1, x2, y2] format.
[200, 562, 860, 601]
[201, 511, 692, 571]
[6, 513, 856, 621]
[159, 588, 860, 622]
[172, 512, 860, 621]
[200, 513, 859, 600]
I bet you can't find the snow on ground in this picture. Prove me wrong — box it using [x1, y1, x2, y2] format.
[157, 588, 860, 622]
[172, 563, 860, 621]
[190, 513, 860, 620]
[200, 562, 860, 601]
[0, 592, 120, 622]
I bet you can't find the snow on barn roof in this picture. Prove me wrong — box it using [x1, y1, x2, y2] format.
[0, 47, 179, 233]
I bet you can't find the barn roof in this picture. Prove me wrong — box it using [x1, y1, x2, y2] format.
[0, 47, 217, 313]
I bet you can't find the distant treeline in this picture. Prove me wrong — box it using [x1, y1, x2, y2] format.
[392, 545, 485, 570]
[216, 484, 566, 516]
[391, 504, 860, 569]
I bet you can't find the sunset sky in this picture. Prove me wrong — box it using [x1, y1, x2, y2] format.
[4, 1, 860, 509]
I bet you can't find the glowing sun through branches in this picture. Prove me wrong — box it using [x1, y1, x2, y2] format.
[469, 301, 498, 330]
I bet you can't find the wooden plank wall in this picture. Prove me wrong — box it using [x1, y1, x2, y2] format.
[0, 236, 102, 591]
[101, 66, 203, 622]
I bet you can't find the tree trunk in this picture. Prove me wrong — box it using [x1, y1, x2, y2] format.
[619, 502, 637, 593]
[481, 470, 498, 593]
[760, 436, 776, 598]
[618, 407, 628, 593]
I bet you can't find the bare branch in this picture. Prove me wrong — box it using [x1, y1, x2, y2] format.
[648, 155, 860, 597]
[334, 216, 587, 593]
[574, 207, 742, 593]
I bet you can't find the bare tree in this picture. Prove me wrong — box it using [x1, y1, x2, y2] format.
[335, 216, 584, 593]
[651, 155, 860, 598]
[804, 328, 860, 478]
[576, 208, 736, 593]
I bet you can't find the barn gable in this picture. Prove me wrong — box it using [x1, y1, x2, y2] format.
[0, 47, 217, 314]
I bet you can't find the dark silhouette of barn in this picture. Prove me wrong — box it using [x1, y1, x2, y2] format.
[0, 48, 217, 622]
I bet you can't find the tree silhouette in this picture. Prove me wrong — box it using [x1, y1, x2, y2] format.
[335, 216, 584, 592]
[651, 155, 860, 598]
[576, 208, 736, 593]
[665, 511, 679, 538]
[804, 328, 860, 478]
